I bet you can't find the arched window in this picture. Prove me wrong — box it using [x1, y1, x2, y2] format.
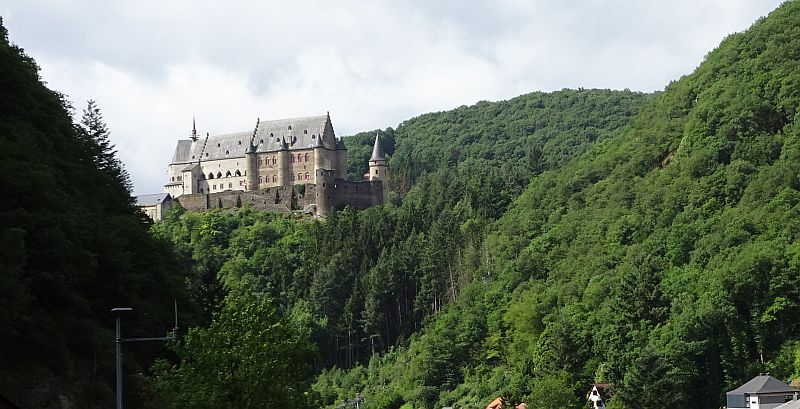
[272, 175, 277, 182]
[304, 130, 308, 134]
[304, 153, 310, 162]
[217, 171, 223, 178]
[272, 156, 276, 165]
[225, 171, 232, 177]
[297, 154, 302, 162]
[298, 173, 302, 181]
[291, 174, 295, 181]
[288, 125, 292, 130]
[304, 172, 309, 180]
[291, 155, 295, 163]
[259, 176, 263, 183]
[235, 169, 241, 177]
[208, 173, 214, 179]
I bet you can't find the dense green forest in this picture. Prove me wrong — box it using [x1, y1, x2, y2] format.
[3, 1, 800, 408]
[0, 18, 194, 408]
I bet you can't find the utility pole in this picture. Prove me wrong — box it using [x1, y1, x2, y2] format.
[111, 303, 177, 409]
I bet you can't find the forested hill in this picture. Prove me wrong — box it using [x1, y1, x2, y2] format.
[0, 19, 189, 408]
[314, 2, 800, 409]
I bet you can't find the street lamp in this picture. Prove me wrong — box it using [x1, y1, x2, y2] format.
[111, 304, 177, 409]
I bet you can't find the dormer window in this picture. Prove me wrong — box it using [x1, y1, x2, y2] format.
[260, 139, 264, 144]
[304, 130, 308, 134]
[217, 143, 221, 147]
[238, 141, 241, 145]
[312, 135, 316, 139]
[270, 133, 274, 137]
[288, 125, 292, 130]
[225, 150, 229, 155]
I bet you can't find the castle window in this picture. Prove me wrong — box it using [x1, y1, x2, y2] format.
[298, 173, 302, 181]
[205, 153, 209, 157]
[260, 176, 263, 183]
[304, 153, 309, 162]
[225, 171, 231, 178]
[228, 183, 232, 188]
[374, 169, 378, 174]
[297, 154, 302, 162]
[304, 172, 309, 180]
[171, 177, 174, 181]
[217, 172, 222, 178]
[260, 139, 264, 144]
[192, 155, 195, 159]
[235, 170, 241, 177]
[238, 141, 241, 145]
[177, 176, 182, 181]
[291, 174, 295, 181]
[217, 143, 220, 147]
[200, 188, 204, 193]
[270, 133, 274, 137]
[213, 184, 216, 189]
[304, 130, 308, 134]
[225, 150, 229, 155]
[288, 125, 292, 130]
[272, 175, 277, 182]
[259, 159, 263, 166]
[208, 173, 214, 179]
[272, 156, 276, 165]
[312, 134, 316, 139]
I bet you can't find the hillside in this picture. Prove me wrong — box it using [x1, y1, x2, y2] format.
[0, 19, 190, 408]
[315, 2, 800, 408]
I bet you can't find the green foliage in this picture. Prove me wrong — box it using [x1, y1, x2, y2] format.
[147, 293, 314, 409]
[0, 19, 189, 408]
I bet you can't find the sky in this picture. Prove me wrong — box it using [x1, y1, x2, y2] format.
[0, 0, 786, 195]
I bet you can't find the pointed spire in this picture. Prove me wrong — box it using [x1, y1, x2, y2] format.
[190, 116, 198, 141]
[370, 131, 385, 161]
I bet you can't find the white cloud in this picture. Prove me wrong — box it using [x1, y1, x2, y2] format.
[1, 0, 785, 194]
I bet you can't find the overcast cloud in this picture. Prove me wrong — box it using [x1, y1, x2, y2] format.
[0, 0, 785, 195]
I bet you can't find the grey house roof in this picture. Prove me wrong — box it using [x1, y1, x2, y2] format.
[776, 399, 800, 409]
[370, 133, 386, 161]
[136, 193, 171, 207]
[169, 114, 338, 165]
[729, 375, 799, 395]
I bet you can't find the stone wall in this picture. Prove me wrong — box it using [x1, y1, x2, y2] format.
[175, 179, 385, 216]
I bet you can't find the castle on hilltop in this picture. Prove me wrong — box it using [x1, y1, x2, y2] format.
[164, 113, 388, 216]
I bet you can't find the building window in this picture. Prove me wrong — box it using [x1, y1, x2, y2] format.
[297, 154, 302, 162]
[304, 130, 308, 134]
[200, 188, 204, 193]
[238, 141, 241, 145]
[228, 183, 232, 188]
[217, 172, 222, 178]
[288, 125, 292, 130]
[291, 174, 295, 181]
[272, 175, 277, 182]
[297, 173, 302, 181]
[177, 176, 182, 181]
[208, 173, 214, 179]
[260, 176, 263, 183]
[374, 169, 378, 174]
[205, 153, 209, 157]
[260, 139, 264, 144]
[304, 153, 309, 162]
[225, 150, 229, 155]
[304, 172, 309, 180]
[171, 176, 174, 181]
[291, 155, 295, 163]
[259, 159, 263, 165]
[213, 184, 216, 189]
[235, 169, 241, 176]
[272, 156, 276, 165]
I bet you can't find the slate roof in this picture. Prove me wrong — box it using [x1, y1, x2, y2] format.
[776, 399, 800, 409]
[172, 139, 194, 163]
[181, 163, 200, 172]
[729, 375, 799, 395]
[136, 193, 171, 207]
[169, 114, 338, 165]
[370, 133, 386, 161]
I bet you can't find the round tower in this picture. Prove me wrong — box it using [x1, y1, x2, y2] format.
[368, 132, 389, 204]
[313, 132, 326, 183]
[245, 119, 260, 191]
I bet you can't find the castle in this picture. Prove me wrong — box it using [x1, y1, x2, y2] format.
[164, 113, 388, 216]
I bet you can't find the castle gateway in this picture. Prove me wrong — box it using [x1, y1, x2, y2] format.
[165, 113, 388, 215]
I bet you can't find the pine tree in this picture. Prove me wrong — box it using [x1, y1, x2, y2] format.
[78, 99, 133, 196]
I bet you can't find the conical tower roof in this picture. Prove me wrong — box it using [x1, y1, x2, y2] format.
[370, 132, 385, 161]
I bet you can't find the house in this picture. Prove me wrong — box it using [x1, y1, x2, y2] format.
[727, 374, 800, 409]
[485, 397, 526, 409]
[775, 399, 800, 409]
[135, 192, 173, 221]
[588, 383, 612, 408]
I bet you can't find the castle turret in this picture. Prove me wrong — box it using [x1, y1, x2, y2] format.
[245, 118, 260, 191]
[313, 130, 326, 183]
[368, 132, 389, 204]
[335, 137, 348, 179]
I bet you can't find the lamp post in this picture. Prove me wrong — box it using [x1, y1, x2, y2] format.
[111, 305, 177, 409]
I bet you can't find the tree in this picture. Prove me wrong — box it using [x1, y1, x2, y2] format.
[148, 292, 315, 409]
[78, 99, 133, 196]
